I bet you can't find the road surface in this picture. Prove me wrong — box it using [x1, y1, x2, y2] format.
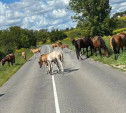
[0, 45, 126, 113]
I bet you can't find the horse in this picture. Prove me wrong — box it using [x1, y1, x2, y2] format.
[22, 52, 27, 62]
[72, 37, 94, 60]
[51, 42, 62, 49]
[92, 36, 109, 57]
[110, 33, 126, 60]
[30, 48, 40, 57]
[38, 50, 64, 74]
[59, 44, 71, 52]
[1, 54, 15, 66]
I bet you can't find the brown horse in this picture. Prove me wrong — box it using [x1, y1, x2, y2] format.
[59, 44, 71, 52]
[30, 48, 40, 57]
[51, 41, 62, 49]
[92, 36, 109, 57]
[22, 52, 27, 62]
[1, 54, 15, 66]
[72, 37, 94, 60]
[110, 33, 126, 60]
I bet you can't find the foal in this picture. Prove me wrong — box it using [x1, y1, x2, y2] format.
[38, 50, 64, 74]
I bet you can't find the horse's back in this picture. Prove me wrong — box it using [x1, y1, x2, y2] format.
[92, 36, 101, 48]
[48, 50, 62, 60]
[110, 35, 123, 48]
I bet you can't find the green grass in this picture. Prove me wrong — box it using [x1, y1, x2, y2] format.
[0, 49, 33, 87]
[61, 37, 126, 71]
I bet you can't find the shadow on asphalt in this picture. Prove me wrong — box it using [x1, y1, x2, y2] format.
[49, 68, 79, 75]
[64, 68, 79, 73]
[0, 94, 4, 98]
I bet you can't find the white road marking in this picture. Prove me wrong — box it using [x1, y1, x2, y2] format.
[46, 45, 61, 113]
[52, 75, 60, 113]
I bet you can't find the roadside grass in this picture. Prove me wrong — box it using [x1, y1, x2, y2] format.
[61, 37, 126, 71]
[0, 49, 33, 87]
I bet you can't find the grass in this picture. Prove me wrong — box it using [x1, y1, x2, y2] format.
[61, 37, 126, 72]
[0, 49, 33, 87]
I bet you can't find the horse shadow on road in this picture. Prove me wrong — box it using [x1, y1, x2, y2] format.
[64, 68, 79, 74]
[52, 68, 79, 75]
[0, 94, 4, 98]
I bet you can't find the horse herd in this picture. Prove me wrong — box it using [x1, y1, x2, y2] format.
[72, 33, 126, 60]
[1, 32, 126, 74]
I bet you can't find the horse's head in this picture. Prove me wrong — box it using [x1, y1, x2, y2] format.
[71, 39, 76, 45]
[104, 47, 109, 57]
[1, 59, 5, 66]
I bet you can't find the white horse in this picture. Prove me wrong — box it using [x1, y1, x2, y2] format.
[38, 50, 64, 74]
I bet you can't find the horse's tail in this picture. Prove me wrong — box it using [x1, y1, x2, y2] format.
[75, 48, 80, 60]
[112, 38, 117, 55]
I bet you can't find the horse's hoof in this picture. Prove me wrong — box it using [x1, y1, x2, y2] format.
[55, 70, 58, 73]
[57, 70, 59, 73]
[61, 72, 64, 75]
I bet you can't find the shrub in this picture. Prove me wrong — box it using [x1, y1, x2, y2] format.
[113, 28, 126, 34]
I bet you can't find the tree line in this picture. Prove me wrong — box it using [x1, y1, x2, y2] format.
[0, 26, 67, 59]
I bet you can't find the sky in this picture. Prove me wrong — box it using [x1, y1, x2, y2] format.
[0, 0, 126, 30]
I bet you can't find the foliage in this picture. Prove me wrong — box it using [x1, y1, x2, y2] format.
[113, 10, 126, 18]
[113, 28, 126, 34]
[116, 16, 126, 29]
[65, 28, 82, 39]
[49, 29, 67, 42]
[69, 0, 117, 37]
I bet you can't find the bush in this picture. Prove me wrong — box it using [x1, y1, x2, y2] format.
[113, 28, 126, 34]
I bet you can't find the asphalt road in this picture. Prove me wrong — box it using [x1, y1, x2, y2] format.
[0, 45, 126, 113]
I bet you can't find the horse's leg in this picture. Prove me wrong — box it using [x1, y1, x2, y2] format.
[90, 46, 93, 56]
[94, 48, 97, 56]
[83, 48, 85, 55]
[55, 60, 61, 73]
[11, 62, 13, 66]
[57, 59, 64, 74]
[121, 47, 123, 52]
[80, 49, 83, 56]
[99, 48, 102, 57]
[117, 47, 120, 54]
[48, 61, 52, 75]
[8, 61, 10, 66]
[86, 47, 88, 58]
[76, 48, 80, 60]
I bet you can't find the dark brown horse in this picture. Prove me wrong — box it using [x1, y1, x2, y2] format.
[1, 54, 15, 66]
[72, 37, 94, 60]
[92, 36, 109, 57]
[110, 33, 126, 60]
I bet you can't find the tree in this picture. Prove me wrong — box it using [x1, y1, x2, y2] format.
[49, 29, 67, 42]
[69, 0, 117, 37]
